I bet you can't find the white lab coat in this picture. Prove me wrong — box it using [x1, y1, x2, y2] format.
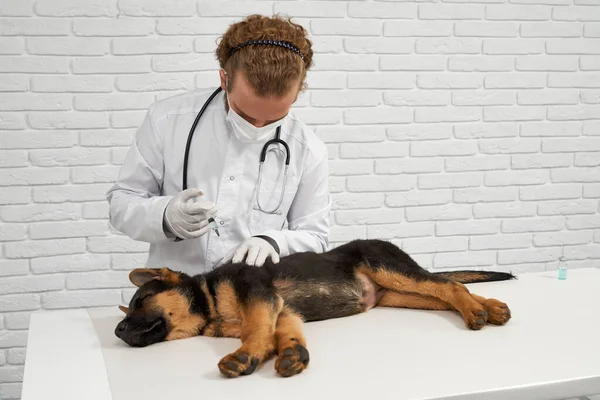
[106, 88, 332, 276]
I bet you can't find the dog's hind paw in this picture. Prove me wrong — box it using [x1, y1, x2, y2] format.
[484, 299, 511, 325]
[275, 344, 309, 377]
[218, 351, 259, 378]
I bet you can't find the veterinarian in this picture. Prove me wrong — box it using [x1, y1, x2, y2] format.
[106, 14, 332, 275]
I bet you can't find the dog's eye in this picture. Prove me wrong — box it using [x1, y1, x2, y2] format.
[135, 294, 151, 308]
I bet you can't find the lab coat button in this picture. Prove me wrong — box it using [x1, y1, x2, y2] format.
[220, 221, 224, 225]
[230, 176, 234, 181]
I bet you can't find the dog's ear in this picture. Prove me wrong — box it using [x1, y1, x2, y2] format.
[119, 305, 129, 314]
[129, 267, 181, 287]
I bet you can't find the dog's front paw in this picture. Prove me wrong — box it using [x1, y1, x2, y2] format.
[463, 305, 488, 331]
[275, 344, 309, 377]
[218, 351, 259, 378]
[484, 299, 511, 325]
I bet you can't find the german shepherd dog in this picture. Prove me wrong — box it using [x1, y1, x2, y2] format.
[115, 239, 514, 378]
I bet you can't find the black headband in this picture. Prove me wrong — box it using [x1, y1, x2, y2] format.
[229, 39, 304, 60]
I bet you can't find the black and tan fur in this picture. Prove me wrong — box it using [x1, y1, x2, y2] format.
[115, 239, 514, 378]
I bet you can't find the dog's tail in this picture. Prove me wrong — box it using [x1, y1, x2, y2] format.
[433, 270, 515, 284]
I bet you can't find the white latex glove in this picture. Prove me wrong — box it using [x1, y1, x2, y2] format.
[220, 237, 280, 267]
[163, 188, 218, 240]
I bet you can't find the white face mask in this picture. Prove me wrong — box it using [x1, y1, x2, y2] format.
[224, 85, 286, 143]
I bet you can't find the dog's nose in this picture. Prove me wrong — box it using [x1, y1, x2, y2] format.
[116, 321, 127, 332]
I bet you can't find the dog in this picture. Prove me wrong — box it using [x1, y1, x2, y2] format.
[115, 239, 514, 378]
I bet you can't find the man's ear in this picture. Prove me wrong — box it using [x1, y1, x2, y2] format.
[119, 305, 129, 314]
[219, 69, 227, 92]
[129, 267, 181, 287]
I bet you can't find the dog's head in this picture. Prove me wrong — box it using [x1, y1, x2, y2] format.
[115, 268, 209, 347]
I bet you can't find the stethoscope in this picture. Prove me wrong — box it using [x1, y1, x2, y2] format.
[182, 86, 291, 215]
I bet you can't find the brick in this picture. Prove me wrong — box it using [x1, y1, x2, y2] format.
[433, 251, 496, 269]
[71, 166, 120, 183]
[582, 90, 600, 104]
[0, 294, 40, 312]
[35, 0, 117, 16]
[83, 202, 109, 219]
[344, 108, 412, 125]
[418, 172, 483, 189]
[419, 4, 484, 19]
[31, 75, 113, 93]
[486, 5, 549, 20]
[367, 222, 434, 240]
[585, 23, 600, 37]
[0, 382, 22, 399]
[584, 121, 600, 135]
[384, 91, 449, 106]
[197, 1, 271, 16]
[520, 184, 581, 201]
[72, 56, 150, 74]
[485, 73, 545, 88]
[519, 90, 579, 106]
[386, 190, 451, 207]
[341, 143, 408, 159]
[0, 131, 77, 149]
[520, 122, 581, 137]
[415, 107, 480, 123]
[534, 231, 593, 247]
[0, 113, 25, 131]
[484, 39, 545, 55]
[582, 55, 600, 70]
[0, 168, 69, 186]
[0, 261, 28, 277]
[0, 18, 69, 36]
[516, 56, 578, 72]
[0, 223, 26, 242]
[28, 112, 108, 130]
[311, 91, 381, 107]
[347, 73, 414, 89]
[454, 187, 518, 203]
[448, 56, 513, 72]
[454, 123, 518, 139]
[329, 226, 367, 242]
[548, 73, 600, 88]
[485, 170, 547, 186]
[0, 151, 27, 167]
[33, 184, 111, 203]
[344, 38, 413, 54]
[316, 126, 386, 143]
[1, 203, 80, 222]
[445, 155, 509, 172]
[0, 93, 71, 111]
[29, 148, 110, 167]
[455, 21, 518, 37]
[511, 153, 572, 169]
[27, 37, 109, 56]
[311, 20, 381, 36]
[87, 236, 149, 253]
[402, 237, 468, 254]
[119, 0, 194, 16]
[498, 248, 561, 264]
[552, 7, 600, 21]
[313, 54, 378, 72]
[311, 37, 344, 54]
[543, 138, 600, 153]
[405, 204, 472, 221]
[411, 140, 478, 157]
[552, 168, 600, 182]
[470, 233, 532, 250]
[377, 158, 444, 174]
[416, 38, 480, 54]
[31, 254, 110, 274]
[331, 193, 384, 211]
[111, 111, 145, 128]
[66, 271, 130, 290]
[583, 184, 600, 197]
[42, 289, 121, 309]
[348, 2, 416, 18]
[7, 348, 26, 365]
[563, 244, 600, 259]
[0, 275, 64, 295]
[113, 37, 193, 55]
[303, 73, 345, 91]
[436, 220, 501, 236]
[417, 73, 482, 89]
[291, 109, 342, 125]
[0, 187, 30, 205]
[5, 313, 30, 330]
[384, 21, 452, 37]
[0, 0, 34, 16]
[501, 216, 565, 233]
[0, 75, 28, 92]
[474, 202, 537, 218]
[566, 215, 600, 229]
[273, 2, 345, 17]
[380, 55, 446, 71]
[30, 221, 108, 240]
[452, 91, 515, 106]
[347, 176, 416, 192]
[575, 152, 600, 166]
[548, 105, 600, 121]
[0, 38, 24, 55]
[156, 18, 236, 35]
[329, 160, 373, 176]
[73, 18, 154, 36]
[116, 74, 193, 92]
[483, 107, 546, 122]
[547, 39, 600, 54]
[75, 93, 154, 111]
[520, 23, 582, 37]
[5, 239, 85, 259]
[538, 199, 598, 215]
[388, 125, 452, 141]
[336, 209, 404, 226]
[111, 253, 148, 270]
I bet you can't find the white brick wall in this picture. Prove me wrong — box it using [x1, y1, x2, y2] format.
[0, 1, 599, 398]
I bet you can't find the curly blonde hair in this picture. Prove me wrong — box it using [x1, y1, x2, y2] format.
[215, 14, 313, 97]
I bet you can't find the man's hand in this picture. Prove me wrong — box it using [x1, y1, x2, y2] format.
[163, 188, 217, 240]
[220, 237, 280, 267]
